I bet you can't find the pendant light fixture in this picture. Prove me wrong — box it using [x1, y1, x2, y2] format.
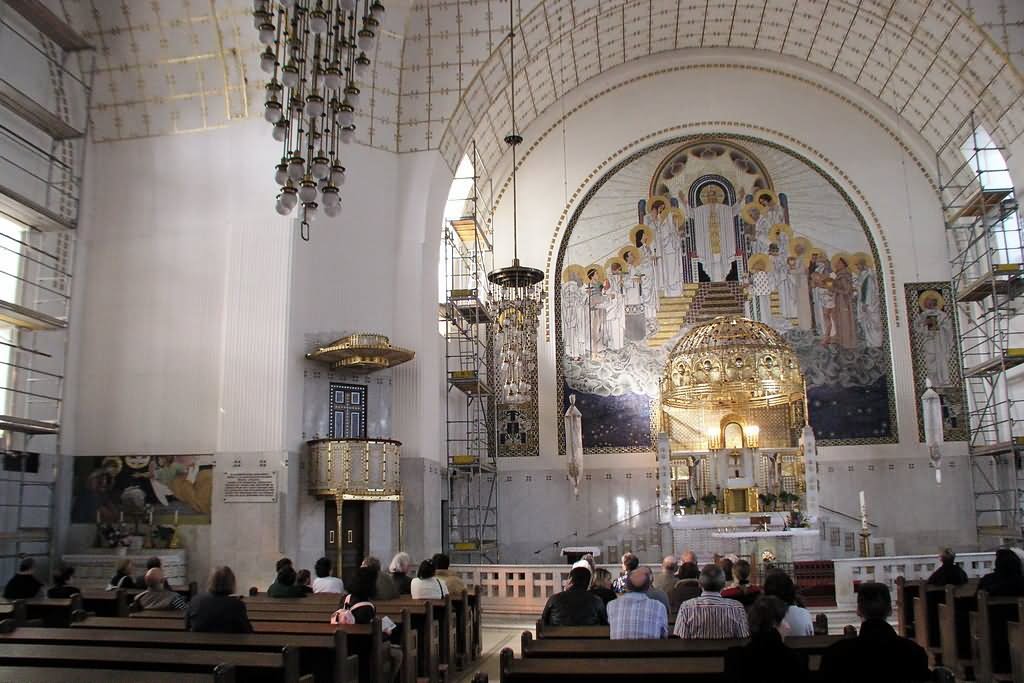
[487, 1, 545, 404]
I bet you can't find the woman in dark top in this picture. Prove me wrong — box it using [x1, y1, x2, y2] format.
[588, 567, 617, 606]
[725, 595, 809, 683]
[342, 566, 403, 682]
[108, 558, 136, 590]
[668, 562, 702, 614]
[186, 566, 253, 633]
[388, 552, 413, 595]
[47, 565, 81, 599]
[978, 547, 1024, 597]
[267, 566, 307, 598]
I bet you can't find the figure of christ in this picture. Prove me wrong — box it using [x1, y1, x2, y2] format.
[828, 257, 858, 349]
[586, 268, 607, 355]
[600, 265, 627, 351]
[688, 184, 741, 282]
[913, 290, 955, 387]
[645, 199, 683, 297]
[622, 250, 648, 341]
[853, 254, 884, 347]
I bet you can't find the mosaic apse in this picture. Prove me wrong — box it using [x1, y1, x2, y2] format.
[556, 136, 896, 452]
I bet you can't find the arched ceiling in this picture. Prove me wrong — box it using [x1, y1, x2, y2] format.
[424, 0, 1024, 183]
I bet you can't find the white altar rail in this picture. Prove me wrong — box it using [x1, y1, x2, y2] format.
[832, 552, 996, 607]
[452, 564, 622, 614]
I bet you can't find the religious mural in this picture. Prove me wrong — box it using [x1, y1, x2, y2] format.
[556, 136, 896, 452]
[71, 455, 214, 525]
[905, 282, 966, 441]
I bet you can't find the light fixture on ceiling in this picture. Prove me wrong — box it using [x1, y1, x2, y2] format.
[487, 2, 545, 404]
[254, 0, 385, 240]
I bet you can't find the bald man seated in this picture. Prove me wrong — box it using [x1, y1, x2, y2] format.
[134, 568, 187, 611]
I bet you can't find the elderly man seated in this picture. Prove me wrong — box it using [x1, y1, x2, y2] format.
[135, 567, 187, 611]
[674, 564, 749, 639]
[541, 565, 608, 626]
[606, 568, 668, 639]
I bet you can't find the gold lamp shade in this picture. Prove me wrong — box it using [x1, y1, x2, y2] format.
[662, 315, 804, 409]
[306, 333, 414, 372]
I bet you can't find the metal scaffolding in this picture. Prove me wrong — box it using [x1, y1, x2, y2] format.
[939, 111, 1024, 546]
[441, 144, 500, 562]
[0, 0, 92, 575]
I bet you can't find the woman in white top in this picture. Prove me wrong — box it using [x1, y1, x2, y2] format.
[763, 568, 815, 637]
[410, 559, 449, 600]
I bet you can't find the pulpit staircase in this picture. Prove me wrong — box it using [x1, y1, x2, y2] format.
[647, 282, 748, 347]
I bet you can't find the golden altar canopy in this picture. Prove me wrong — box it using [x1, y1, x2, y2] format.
[661, 315, 804, 409]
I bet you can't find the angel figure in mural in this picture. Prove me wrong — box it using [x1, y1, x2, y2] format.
[913, 289, 956, 387]
[643, 198, 683, 297]
[687, 184, 742, 282]
[851, 252, 884, 347]
[561, 266, 589, 360]
[744, 190, 790, 254]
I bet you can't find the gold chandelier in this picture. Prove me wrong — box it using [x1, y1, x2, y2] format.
[662, 315, 804, 410]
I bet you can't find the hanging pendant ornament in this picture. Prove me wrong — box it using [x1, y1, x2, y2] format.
[252, 0, 385, 238]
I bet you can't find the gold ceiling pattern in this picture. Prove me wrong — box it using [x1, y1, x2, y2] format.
[43, 0, 1024, 177]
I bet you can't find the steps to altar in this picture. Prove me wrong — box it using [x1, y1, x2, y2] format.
[647, 282, 748, 347]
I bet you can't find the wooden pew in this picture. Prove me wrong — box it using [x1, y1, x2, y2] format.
[0, 665, 235, 682]
[912, 583, 948, 665]
[80, 588, 130, 617]
[0, 643, 300, 683]
[1007, 619, 1024, 683]
[937, 582, 979, 681]
[466, 587, 482, 660]
[0, 599, 36, 626]
[520, 631, 842, 658]
[0, 624, 358, 683]
[897, 577, 926, 639]
[23, 595, 83, 627]
[970, 591, 1022, 683]
[535, 622, 610, 639]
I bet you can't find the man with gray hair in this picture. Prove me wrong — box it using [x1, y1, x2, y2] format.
[606, 568, 668, 639]
[135, 568, 187, 611]
[653, 555, 678, 594]
[674, 563, 749, 639]
[926, 547, 967, 586]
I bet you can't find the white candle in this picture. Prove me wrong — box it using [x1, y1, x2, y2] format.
[859, 490, 868, 530]
[119, 511, 124, 523]
[174, 510, 179, 525]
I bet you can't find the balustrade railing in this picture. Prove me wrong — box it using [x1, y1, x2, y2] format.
[832, 552, 996, 607]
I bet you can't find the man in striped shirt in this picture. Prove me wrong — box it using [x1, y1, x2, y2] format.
[606, 568, 668, 639]
[674, 564, 750, 639]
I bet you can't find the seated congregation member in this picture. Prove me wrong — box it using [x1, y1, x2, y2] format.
[762, 569, 814, 637]
[145, 557, 173, 589]
[136, 568, 188, 610]
[47, 564, 80, 599]
[639, 565, 671, 618]
[674, 564, 750, 639]
[926, 547, 968, 586]
[273, 557, 292, 587]
[612, 552, 640, 593]
[541, 566, 608, 626]
[432, 553, 466, 596]
[340, 566, 403, 683]
[720, 557, 736, 588]
[653, 555, 678, 593]
[721, 559, 760, 607]
[312, 556, 345, 594]
[363, 556, 398, 600]
[296, 569, 313, 594]
[725, 596, 809, 683]
[681, 549, 697, 565]
[977, 547, 1024, 597]
[410, 559, 449, 599]
[268, 565, 307, 597]
[389, 552, 413, 595]
[589, 567, 617, 606]
[3, 557, 43, 599]
[607, 568, 668, 639]
[819, 582, 929, 683]
[108, 558, 136, 590]
[186, 566, 253, 633]
[668, 561, 701, 615]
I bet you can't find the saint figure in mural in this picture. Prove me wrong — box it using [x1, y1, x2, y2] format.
[913, 289, 955, 387]
[790, 238, 814, 330]
[645, 198, 683, 296]
[600, 264, 627, 351]
[632, 227, 660, 328]
[828, 256, 858, 349]
[621, 248, 648, 341]
[773, 250, 798, 323]
[586, 267, 607, 355]
[853, 253, 884, 347]
[560, 268, 588, 359]
[810, 254, 834, 338]
[689, 184, 740, 282]
[752, 191, 789, 253]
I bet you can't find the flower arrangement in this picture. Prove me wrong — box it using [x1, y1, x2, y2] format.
[761, 549, 777, 563]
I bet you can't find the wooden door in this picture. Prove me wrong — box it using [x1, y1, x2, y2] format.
[341, 500, 366, 587]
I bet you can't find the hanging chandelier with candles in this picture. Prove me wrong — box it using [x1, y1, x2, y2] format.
[487, 3, 545, 404]
[253, 0, 384, 238]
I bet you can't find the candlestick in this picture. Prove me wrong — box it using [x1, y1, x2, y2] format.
[858, 490, 868, 531]
[174, 510, 179, 525]
[119, 511, 124, 523]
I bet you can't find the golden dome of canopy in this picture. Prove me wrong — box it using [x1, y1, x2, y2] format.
[661, 315, 804, 409]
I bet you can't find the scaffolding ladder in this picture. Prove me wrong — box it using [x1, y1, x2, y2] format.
[442, 145, 500, 562]
[939, 111, 1024, 546]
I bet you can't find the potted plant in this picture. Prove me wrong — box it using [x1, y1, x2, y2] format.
[676, 496, 697, 514]
[758, 492, 777, 512]
[701, 492, 719, 514]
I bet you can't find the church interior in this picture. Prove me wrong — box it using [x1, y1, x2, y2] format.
[1, 0, 1024, 680]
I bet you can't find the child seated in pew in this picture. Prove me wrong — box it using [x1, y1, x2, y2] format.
[47, 564, 80, 599]
[724, 596, 809, 683]
[340, 566, 403, 683]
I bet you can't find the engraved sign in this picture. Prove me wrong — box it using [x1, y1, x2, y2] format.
[223, 471, 278, 503]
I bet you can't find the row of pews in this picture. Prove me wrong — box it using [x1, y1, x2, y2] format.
[0, 586, 481, 683]
[897, 577, 1024, 683]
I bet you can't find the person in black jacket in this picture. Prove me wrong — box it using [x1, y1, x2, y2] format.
[3, 557, 42, 600]
[978, 547, 1024, 597]
[542, 566, 608, 626]
[819, 582, 930, 683]
[47, 565, 81, 599]
[926, 548, 968, 586]
[725, 595, 809, 683]
[588, 567, 617, 606]
[186, 566, 253, 633]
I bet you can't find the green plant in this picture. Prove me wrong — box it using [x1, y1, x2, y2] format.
[701, 492, 719, 511]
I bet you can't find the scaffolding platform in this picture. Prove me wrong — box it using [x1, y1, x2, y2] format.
[448, 370, 492, 396]
[963, 350, 1024, 378]
[0, 300, 67, 331]
[449, 290, 493, 324]
[948, 188, 1014, 221]
[957, 265, 1024, 302]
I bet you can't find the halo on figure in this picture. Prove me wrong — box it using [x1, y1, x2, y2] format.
[830, 252, 853, 271]
[698, 184, 725, 206]
[619, 246, 643, 265]
[647, 195, 670, 213]
[101, 456, 123, 477]
[630, 223, 654, 247]
[769, 223, 793, 243]
[740, 202, 761, 226]
[747, 253, 771, 273]
[584, 263, 606, 283]
[918, 289, 946, 310]
[562, 264, 587, 283]
[605, 256, 627, 275]
[668, 206, 686, 226]
[789, 236, 812, 257]
[754, 189, 779, 207]
[850, 251, 874, 271]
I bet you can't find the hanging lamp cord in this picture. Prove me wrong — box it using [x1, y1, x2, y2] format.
[508, 0, 519, 264]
